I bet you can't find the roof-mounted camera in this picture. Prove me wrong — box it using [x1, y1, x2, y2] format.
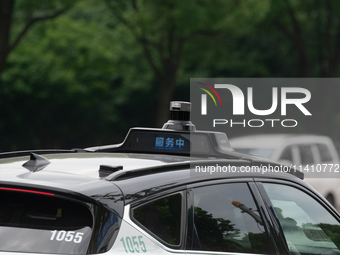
[162, 101, 196, 131]
[84, 100, 304, 178]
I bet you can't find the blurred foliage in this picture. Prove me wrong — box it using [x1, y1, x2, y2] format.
[104, 0, 270, 126]
[0, 0, 74, 75]
[1, 0, 340, 151]
[2, 1, 118, 149]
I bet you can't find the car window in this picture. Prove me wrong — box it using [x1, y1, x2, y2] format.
[0, 188, 93, 254]
[298, 144, 314, 165]
[263, 183, 340, 254]
[188, 183, 270, 254]
[280, 146, 293, 162]
[132, 193, 182, 246]
[316, 143, 333, 162]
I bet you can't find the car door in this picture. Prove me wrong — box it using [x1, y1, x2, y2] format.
[186, 179, 285, 255]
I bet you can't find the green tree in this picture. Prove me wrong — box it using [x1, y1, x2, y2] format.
[1, 4, 120, 150]
[269, 0, 340, 77]
[105, 0, 270, 126]
[0, 0, 74, 89]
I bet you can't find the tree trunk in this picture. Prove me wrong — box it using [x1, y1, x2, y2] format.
[0, 0, 14, 79]
[155, 75, 177, 128]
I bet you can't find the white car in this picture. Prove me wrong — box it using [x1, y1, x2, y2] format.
[2, 103, 340, 255]
[230, 134, 340, 208]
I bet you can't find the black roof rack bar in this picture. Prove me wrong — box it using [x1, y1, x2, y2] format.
[105, 158, 303, 181]
[0, 149, 77, 159]
[105, 161, 192, 181]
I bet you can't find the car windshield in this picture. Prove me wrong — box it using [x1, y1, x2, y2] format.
[263, 183, 340, 255]
[234, 148, 274, 159]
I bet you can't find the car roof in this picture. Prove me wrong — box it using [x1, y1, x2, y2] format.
[0, 152, 179, 195]
[0, 151, 303, 203]
[0, 152, 189, 182]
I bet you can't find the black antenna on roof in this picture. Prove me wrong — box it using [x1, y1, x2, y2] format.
[22, 153, 50, 172]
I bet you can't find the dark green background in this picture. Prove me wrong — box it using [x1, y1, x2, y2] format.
[1, 0, 340, 152]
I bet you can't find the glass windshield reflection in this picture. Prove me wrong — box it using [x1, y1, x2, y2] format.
[263, 183, 340, 255]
